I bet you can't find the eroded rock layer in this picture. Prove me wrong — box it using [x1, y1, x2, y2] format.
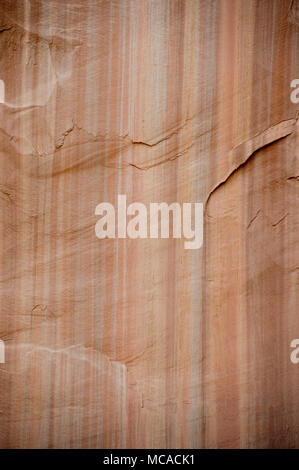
[0, 0, 298, 448]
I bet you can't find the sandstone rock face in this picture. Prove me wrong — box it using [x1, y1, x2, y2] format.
[0, 0, 298, 449]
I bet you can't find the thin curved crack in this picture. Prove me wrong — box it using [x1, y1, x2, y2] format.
[247, 209, 262, 229]
[130, 113, 196, 147]
[272, 213, 289, 227]
[205, 116, 297, 208]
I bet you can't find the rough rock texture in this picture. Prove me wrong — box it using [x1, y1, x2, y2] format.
[0, 0, 298, 448]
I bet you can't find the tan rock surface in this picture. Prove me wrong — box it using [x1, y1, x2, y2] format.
[0, 0, 298, 448]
